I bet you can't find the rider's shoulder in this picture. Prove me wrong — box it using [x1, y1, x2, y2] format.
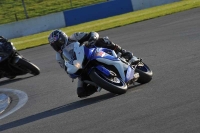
[69, 32, 88, 41]
[69, 41, 80, 47]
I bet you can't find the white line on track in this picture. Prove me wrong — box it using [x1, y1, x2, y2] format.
[0, 88, 28, 120]
[0, 93, 11, 114]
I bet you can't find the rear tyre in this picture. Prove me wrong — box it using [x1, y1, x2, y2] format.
[89, 69, 127, 94]
[135, 62, 153, 84]
[17, 58, 40, 75]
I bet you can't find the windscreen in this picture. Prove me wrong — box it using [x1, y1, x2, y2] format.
[62, 43, 74, 62]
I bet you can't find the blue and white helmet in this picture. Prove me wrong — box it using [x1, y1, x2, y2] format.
[48, 29, 68, 52]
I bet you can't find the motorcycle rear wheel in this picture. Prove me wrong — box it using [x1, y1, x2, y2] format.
[89, 69, 127, 94]
[17, 58, 40, 75]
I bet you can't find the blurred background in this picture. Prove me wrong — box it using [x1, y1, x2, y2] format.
[0, 0, 107, 25]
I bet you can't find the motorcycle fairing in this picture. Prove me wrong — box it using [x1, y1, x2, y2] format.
[96, 65, 110, 77]
[85, 47, 119, 61]
[0, 42, 14, 63]
[85, 47, 129, 82]
[64, 42, 85, 75]
[0, 52, 8, 63]
[96, 58, 127, 82]
[84, 47, 94, 60]
[66, 44, 134, 82]
[125, 66, 135, 82]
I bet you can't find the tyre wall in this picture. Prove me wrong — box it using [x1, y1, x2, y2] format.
[131, 0, 179, 10]
[63, 0, 133, 26]
[0, 0, 179, 39]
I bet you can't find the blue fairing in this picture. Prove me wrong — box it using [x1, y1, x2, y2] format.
[84, 46, 95, 60]
[87, 65, 111, 77]
[84, 47, 120, 61]
[96, 65, 110, 77]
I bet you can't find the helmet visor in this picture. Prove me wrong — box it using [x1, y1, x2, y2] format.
[50, 41, 62, 52]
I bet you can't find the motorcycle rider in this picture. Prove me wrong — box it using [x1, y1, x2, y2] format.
[0, 36, 13, 79]
[0, 36, 10, 51]
[48, 29, 138, 98]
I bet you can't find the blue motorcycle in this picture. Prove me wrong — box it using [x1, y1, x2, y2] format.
[63, 42, 153, 94]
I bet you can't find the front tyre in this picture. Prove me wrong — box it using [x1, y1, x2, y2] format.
[17, 58, 40, 75]
[89, 69, 127, 94]
[135, 62, 153, 84]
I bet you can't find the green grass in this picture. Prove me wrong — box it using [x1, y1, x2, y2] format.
[8, 0, 200, 50]
[0, 0, 106, 25]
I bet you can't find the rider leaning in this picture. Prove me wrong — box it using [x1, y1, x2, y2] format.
[0, 36, 12, 78]
[48, 29, 136, 98]
[0, 36, 11, 49]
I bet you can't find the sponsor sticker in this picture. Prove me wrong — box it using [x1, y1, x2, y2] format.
[96, 51, 105, 57]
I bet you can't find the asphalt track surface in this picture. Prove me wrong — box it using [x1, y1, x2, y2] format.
[0, 8, 200, 133]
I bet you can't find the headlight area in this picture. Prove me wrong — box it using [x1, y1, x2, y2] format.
[73, 60, 82, 69]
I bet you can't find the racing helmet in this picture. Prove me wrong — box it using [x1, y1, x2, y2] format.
[48, 29, 68, 52]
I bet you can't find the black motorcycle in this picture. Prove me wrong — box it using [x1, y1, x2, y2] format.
[0, 41, 40, 79]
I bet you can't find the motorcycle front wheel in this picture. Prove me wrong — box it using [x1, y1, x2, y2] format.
[89, 69, 127, 94]
[135, 62, 153, 84]
[16, 58, 40, 75]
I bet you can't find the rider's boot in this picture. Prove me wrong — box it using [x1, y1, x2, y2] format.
[113, 44, 140, 65]
[96, 37, 140, 65]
